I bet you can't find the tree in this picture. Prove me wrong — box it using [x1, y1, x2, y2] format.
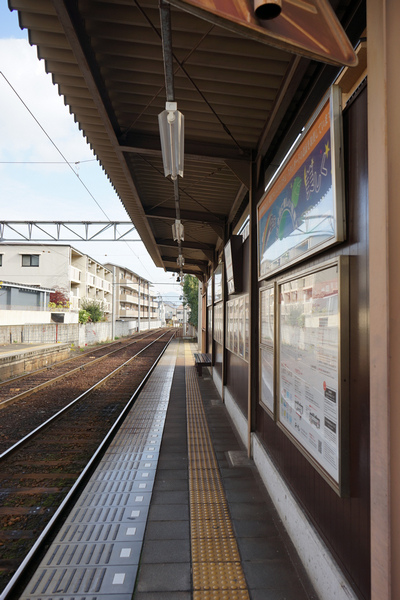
[49, 288, 70, 308]
[182, 275, 199, 328]
[80, 298, 104, 322]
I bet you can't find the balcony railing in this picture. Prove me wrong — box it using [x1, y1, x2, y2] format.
[70, 266, 81, 283]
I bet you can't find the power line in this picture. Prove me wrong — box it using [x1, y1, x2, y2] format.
[0, 70, 154, 281]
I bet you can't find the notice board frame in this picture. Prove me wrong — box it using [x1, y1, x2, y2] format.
[257, 85, 345, 280]
[277, 256, 349, 496]
[259, 283, 276, 419]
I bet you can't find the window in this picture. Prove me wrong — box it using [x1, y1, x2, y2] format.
[22, 254, 39, 267]
[0, 255, 2, 267]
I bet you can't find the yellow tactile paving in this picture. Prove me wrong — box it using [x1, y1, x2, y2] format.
[193, 590, 251, 600]
[193, 562, 248, 591]
[185, 343, 250, 600]
[190, 517, 235, 539]
[190, 502, 230, 521]
[192, 537, 242, 563]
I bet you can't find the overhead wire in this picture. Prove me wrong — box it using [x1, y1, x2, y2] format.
[0, 71, 178, 301]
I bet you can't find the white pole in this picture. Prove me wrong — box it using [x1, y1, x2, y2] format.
[112, 266, 116, 340]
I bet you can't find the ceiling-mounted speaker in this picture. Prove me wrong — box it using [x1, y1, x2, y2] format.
[254, 0, 282, 20]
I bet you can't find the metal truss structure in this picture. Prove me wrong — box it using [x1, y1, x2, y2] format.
[0, 221, 141, 242]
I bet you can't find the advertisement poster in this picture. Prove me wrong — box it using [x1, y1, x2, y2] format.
[261, 346, 274, 415]
[258, 87, 344, 279]
[226, 295, 249, 363]
[213, 301, 223, 345]
[207, 277, 213, 306]
[260, 286, 274, 345]
[238, 296, 245, 358]
[233, 298, 239, 355]
[278, 263, 344, 487]
[245, 294, 249, 362]
[214, 264, 223, 303]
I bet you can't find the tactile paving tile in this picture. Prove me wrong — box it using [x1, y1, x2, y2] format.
[192, 562, 248, 591]
[185, 344, 250, 599]
[19, 342, 178, 599]
[193, 590, 250, 600]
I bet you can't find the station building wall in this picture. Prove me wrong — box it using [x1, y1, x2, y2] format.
[220, 84, 369, 599]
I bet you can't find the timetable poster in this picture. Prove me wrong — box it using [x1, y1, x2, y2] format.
[278, 263, 342, 485]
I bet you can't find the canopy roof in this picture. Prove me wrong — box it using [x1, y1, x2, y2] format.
[10, 0, 365, 278]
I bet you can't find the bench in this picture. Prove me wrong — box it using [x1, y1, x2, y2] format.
[194, 353, 212, 376]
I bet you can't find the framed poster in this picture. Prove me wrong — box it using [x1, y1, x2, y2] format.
[238, 296, 245, 358]
[260, 285, 274, 346]
[207, 305, 213, 352]
[225, 295, 249, 362]
[233, 298, 239, 355]
[260, 346, 274, 416]
[257, 85, 345, 279]
[245, 294, 249, 362]
[213, 301, 223, 345]
[224, 236, 242, 295]
[259, 284, 275, 417]
[207, 277, 213, 306]
[277, 257, 349, 495]
[214, 264, 223, 303]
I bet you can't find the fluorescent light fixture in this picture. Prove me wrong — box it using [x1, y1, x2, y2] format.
[158, 101, 184, 180]
[172, 219, 184, 241]
[177, 254, 185, 268]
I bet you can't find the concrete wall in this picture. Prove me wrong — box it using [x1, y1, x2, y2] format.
[0, 311, 52, 326]
[0, 323, 79, 345]
[0, 319, 164, 347]
[0, 310, 79, 326]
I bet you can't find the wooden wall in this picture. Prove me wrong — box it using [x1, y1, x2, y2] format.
[255, 84, 370, 599]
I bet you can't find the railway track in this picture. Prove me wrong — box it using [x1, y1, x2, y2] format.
[0, 329, 175, 596]
[0, 330, 167, 455]
[0, 329, 162, 409]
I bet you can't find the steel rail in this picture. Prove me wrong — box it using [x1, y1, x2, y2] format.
[0, 328, 161, 389]
[0, 331, 175, 600]
[0, 330, 173, 460]
[0, 329, 162, 410]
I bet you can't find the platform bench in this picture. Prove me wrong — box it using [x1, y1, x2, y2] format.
[194, 353, 212, 376]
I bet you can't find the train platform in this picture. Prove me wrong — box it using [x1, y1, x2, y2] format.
[0, 342, 70, 381]
[16, 338, 317, 600]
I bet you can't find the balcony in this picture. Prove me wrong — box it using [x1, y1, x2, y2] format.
[119, 308, 139, 318]
[70, 266, 81, 283]
[70, 296, 80, 310]
[120, 293, 138, 304]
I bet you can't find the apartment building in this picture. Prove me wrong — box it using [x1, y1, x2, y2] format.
[0, 244, 112, 316]
[104, 263, 163, 327]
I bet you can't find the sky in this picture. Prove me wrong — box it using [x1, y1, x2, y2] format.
[0, 2, 182, 304]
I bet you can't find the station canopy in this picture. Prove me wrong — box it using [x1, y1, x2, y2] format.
[10, 0, 365, 278]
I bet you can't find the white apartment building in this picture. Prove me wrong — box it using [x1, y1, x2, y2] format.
[0, 244, 113, 316]
[104, 263, 163, 327]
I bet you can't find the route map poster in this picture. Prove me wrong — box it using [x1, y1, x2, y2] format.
[278, 259, 348, 493]
[257, 86, 344, 279]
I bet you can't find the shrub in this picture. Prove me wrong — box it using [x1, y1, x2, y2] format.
[79, 309, 91, 324]
[80, 298, 104, 322]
